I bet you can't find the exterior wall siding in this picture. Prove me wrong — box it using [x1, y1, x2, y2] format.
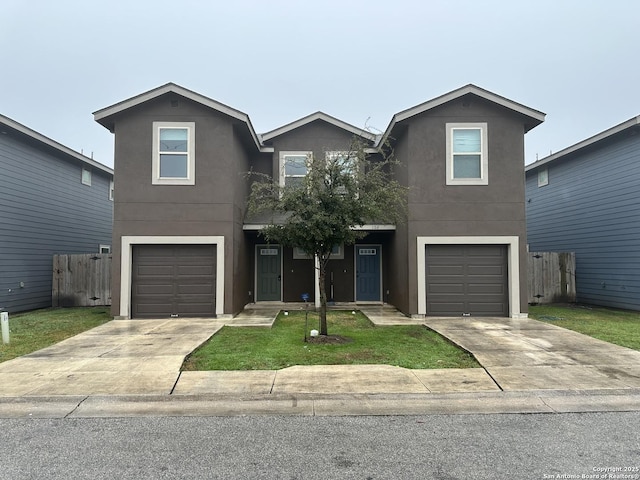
[0, 134, 113, 313]
[526, 132, 640, 311]
[109, 94, 246, 317]
[402, 97, 530, 315]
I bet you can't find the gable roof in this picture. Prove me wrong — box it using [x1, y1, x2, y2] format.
[0, 113, 113, 175]
[525, 115, 640, 173]
[380, 84, 546, 145]
[93, 82, 268, 152]
[260, 111, 377, 143]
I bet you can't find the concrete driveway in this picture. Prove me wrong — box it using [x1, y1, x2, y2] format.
[424, 317, 640, 391]
[0, 319, 225, 396]
[1, 307, 639, 398]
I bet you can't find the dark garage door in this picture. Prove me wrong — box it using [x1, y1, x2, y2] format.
[132, 244, 216, 318]
[426, 244, 508, 316]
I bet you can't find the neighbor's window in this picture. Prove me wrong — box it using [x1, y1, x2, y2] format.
[446, 123, 488, 185]
[109, 180, 114, 201]
[81, 168, 92, 186]
[280, 151, 311, 188]
[538, 168, 549, 187]
[152, 121, 195, 185]
[99, 244, 111, 254]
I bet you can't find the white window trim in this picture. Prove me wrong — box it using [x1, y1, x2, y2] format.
[109, 180, 114, 201]
[416, 236, 523, 318]
[119, 235, 225, 319]
[538, 168, 549, 187]
[152, 121, 196, 185]
[446, 123, 488, 186]
[279, 151, 312, 187]
[99, 244, 111, 254]
[81, 168, 92, 186]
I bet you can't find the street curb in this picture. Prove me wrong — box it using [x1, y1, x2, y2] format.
[1, 389, 639, 418]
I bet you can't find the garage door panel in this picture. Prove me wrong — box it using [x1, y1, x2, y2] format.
[428, 302, 466, 314]
[177, 265, 215, 275]
[468, 265, 504, 275]
[428, 265, 464, 275]
[132, 244, 216, 318]
[429, 283, 465, 294]
[468, 284, 505, 294]
[429, 245, 466, 256]
[137, 265, 174, 276]
[136, 284, 174, 295]
[426, 244, 508, 317]
[177, 284, 214, 295]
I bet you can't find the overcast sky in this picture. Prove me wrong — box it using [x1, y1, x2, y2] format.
[2, 0, 639, 168]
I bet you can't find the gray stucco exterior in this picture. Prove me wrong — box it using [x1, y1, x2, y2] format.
[525, 116, 640, 311]
[0, 114, 113, 313]
[95, 83, 543, 319]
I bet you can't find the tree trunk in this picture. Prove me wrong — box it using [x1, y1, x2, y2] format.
[318, 256, 328, 335]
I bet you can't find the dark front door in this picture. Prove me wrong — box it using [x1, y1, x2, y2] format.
[256, 245, 281, 301]
[356, 245, 381, 302]
[131, 244, 216, 318]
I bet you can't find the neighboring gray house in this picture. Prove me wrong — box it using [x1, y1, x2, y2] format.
[525, 116, 640, 311]
[0, 114, 114, 313]
[94, 83, 544, 320]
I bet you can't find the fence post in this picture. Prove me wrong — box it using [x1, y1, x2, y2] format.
[1, 311, 9, 344]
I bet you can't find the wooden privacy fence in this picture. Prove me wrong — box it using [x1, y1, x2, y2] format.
[52, 254, 112, 307]
[528, 251, 576, 304]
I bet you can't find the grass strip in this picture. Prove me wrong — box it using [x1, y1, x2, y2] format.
[529, 304, 640, 350]
[183, 310, 478, 370]
[0, 307, 111, 363]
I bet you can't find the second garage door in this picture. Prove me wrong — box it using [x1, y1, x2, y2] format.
[426, 244, 508, 316]
[132, 244, 216, 318]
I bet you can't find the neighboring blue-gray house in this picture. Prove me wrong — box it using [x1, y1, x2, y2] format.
[0, 114, 114, 313]
[525, 116, 640, 311]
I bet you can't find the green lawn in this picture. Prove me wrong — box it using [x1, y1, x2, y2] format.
[183, 310, 479, 371]
[0, 307, 111, 363]
[529, 304, 640, 350]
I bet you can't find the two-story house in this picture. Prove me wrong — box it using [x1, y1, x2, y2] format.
[94, 83, 544, 320]
[0, 114, 114, 313]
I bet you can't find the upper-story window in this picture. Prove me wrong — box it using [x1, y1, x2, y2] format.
[81, 168, 92, 186]
[280, 151, 311, 188]
[446, 123, 488, 185]
[326, 151, 358, 195]
[537, 168, 549, 187]
[152, 121, 195, 185]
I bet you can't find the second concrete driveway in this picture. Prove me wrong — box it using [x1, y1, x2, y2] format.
[424, 317, 640, 391]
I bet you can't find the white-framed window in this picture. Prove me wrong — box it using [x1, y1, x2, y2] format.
[326, 151, 358, 195]
[280, 151, 311, 188]
[293, 244, 344, 260]
[99, 244, 111, 254]
[537, 168, 549, 187]
[81, 168, 92, 186]
[152, 121, 195, 185]
[446, 123, 488, 185]
[109, 180, 114, 200]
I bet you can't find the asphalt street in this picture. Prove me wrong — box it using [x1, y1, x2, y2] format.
[2, 412, 639, 480]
